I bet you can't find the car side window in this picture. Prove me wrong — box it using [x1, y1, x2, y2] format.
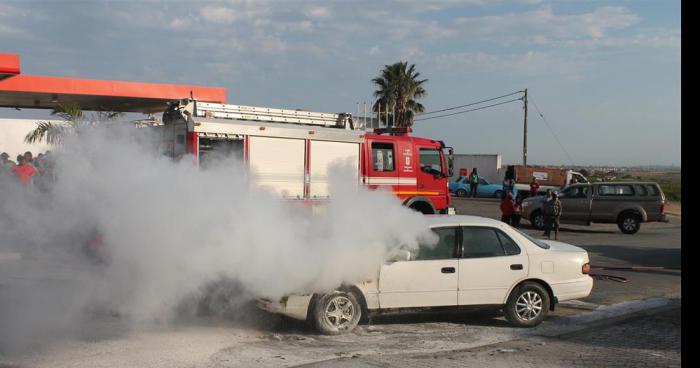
[645, 184, 660, 196]
[415, 227, 458, 261]
[560, 186, 575, 198]
[598, 184, 634, 196]
[495, 230, 521, 255]
[461, 227, 506, 259]
[634, 184, 648, 196]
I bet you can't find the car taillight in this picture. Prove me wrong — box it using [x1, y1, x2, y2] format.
[660, 200, 665, 214]
[582, 262, 591, 274]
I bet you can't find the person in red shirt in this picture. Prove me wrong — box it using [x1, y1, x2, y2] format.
[12, 156, 36, 185]
[500, 192, 515, 224]
[529, 177, 541, 198]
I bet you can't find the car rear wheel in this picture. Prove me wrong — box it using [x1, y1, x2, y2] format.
[494, 190, 503, 198]
[617, 213, 641, 234]
[504, 282, 550, 327]
[456, 189, 468, 197]
[530, 210, 545, 230]
[312, 291, 361, 335]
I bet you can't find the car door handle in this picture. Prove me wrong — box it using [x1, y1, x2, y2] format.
[441, 267, 456, 273]
[510, 264, 523, 270]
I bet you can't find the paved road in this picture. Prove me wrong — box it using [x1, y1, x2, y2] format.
[304, 306, 681, 368]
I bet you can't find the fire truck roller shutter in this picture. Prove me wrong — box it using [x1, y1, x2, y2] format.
[309, 140, 361, 199]
[248, 136, 306, 199]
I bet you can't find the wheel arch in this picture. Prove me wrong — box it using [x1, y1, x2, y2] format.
[616, 207, 647, 223]
[403, 196, 436, 215]
[506, 278, 557, 311]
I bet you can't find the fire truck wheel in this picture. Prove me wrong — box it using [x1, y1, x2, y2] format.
[456, 189, 468, 197]
[312, 291, 361, 335]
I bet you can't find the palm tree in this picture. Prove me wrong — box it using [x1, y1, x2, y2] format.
[25, 103, 123, 145]
[371, 61, 427, 128]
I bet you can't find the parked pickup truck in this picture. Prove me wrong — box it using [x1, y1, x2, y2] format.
[521, 182, 668, 234]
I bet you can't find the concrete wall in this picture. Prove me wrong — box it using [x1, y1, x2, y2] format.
[451, 154, 503, 184]
[0, 119, 54, 160]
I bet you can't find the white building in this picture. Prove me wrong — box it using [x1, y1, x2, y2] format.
[451, 154, 504, 184]
[0, 119, 54, 159]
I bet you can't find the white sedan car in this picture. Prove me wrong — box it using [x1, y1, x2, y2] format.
[258, 215, 593, 334]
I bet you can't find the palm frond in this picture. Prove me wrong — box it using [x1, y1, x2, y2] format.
[25, 121, 69, 145]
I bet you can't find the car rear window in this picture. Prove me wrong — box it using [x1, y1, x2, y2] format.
[597, 184, 634, 196]
[513, 228, 550, 249]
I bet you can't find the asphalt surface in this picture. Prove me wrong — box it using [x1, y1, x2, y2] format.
[0, 197, 682, 367]
[303, 305, 681, 368]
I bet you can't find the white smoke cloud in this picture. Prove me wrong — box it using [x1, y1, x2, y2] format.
[0, 124, 436, 351]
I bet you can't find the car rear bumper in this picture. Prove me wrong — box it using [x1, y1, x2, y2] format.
[551, 276, 594, 302]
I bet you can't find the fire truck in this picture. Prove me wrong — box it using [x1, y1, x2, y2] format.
[158, 99, 455, 214]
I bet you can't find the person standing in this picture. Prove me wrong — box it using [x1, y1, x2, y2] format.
[12, 156, 36, 186]
[502, 173, 515, 199]
[500, 192, 515, 224]
[512, 198, 523, 228]
[529, 177, 540, 198]
[543, 191, 562, 240]
[469, 168, 480, 198]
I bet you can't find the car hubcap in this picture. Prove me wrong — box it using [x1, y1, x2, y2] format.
[516, 291, 542, 321]
[535, 215, 544, 228]
[324, 296, 354, 329]
[623, 218, 636, 231]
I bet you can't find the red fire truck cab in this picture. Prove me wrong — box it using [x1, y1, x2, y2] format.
[158, 99, 454, 214]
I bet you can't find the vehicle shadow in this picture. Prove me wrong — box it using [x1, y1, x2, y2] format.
[365, 310, 512, 329]
[582, 245, 681, 269]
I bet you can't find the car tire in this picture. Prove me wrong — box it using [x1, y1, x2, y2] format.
[617, 213, 641, 234]
[504, 282, 550, 328]
[456, 189, 468, 197]
[494, 190, 503, 198]
[311, 291, 361, 335]
[530, 210, 545, 230]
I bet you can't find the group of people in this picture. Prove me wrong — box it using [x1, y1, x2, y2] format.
[1, 150, 55, 190]
[498, 175, 562, 240]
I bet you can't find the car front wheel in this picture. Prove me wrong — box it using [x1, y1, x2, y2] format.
[456, 189, 468, 197]
[312, 291, 361, 335]
[494, 190, 503, 198]
[504, 282, 550, 327]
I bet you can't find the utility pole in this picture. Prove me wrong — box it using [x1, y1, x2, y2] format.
[522, 88, 528, 166]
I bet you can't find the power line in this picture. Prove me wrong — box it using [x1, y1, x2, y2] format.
[414, 97, 523, 121]
[529, 98, 575, 165]
[419, 90, 525, 116]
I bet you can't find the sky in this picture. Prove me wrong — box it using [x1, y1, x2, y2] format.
[0, 0, 681, 166]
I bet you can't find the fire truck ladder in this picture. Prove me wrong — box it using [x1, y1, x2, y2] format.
[194, 101, 356, 130]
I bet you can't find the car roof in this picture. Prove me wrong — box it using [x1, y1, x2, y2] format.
[424, 215, 504, 227]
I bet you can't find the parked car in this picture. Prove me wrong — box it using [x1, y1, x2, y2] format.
[521, 182, 668, 234]
[257, 215, 593, 334]
[449, 176, 517, 198]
